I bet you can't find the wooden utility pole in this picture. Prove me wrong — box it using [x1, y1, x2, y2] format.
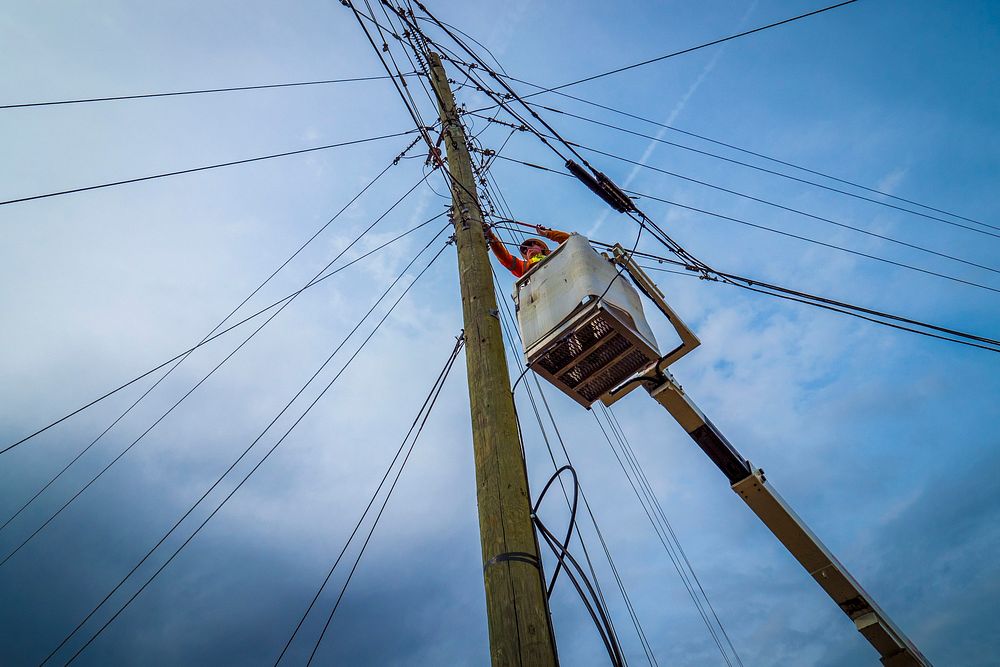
[427, 52, 559, 666]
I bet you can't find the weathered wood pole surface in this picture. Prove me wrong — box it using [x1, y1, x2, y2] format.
[427, 52, 559, 667]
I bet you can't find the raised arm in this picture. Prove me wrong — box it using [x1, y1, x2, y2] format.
[485, 226, 525, 276]
[537, 225, 570, 244]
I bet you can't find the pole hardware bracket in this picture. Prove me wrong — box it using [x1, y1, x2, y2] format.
[599, 245, 701, 407]
[483, 551, 541, 572]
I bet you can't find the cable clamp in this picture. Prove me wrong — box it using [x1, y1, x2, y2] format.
[394, 135, 424, 165]
[484, 551, 540, 572]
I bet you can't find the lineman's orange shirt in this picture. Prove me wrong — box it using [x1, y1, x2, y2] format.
[488, 228, 571, 278]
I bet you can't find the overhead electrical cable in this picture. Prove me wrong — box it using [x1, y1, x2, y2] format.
[492, 214, 1000, 353]
[345, 1, 439, 160]
[508, 0, 862, 94]
[595, 242, 1000, 347]
[584, 406, 733, 665]
[0, 211, 444, 457]
[0, 129, 417, 207]
[346, 0, 494, 229]
[513, 86, 998, 233]
[531, 481, 626, 667]
[0, 178, 435, 570]
[466, 112, 1000, 271]
[370, 0, 1000, 250]
[488, 154, 1000, 298]
[0, 74, 410, 110]
[376, 0, 442, 113]
[371, 2, 586, 171]
[0, 139, 420, 534]
[274, 333, 464, 665]
[299, 334, 465, 666]
[523, 103, 1000, 247]
[45, 231, 452, 666]
[389, 10, 778, 293]
[401, 4, 593, 170]
[421, 0, 861, 102]
[466, 60, 998, 234]
[602, 406, 743, 667]
[525, 378, 656, 667]
[617, 187, 1000, 294]
[414, 15, 509, 76]
[595, 407, 743, 666]
[576, 141, 1000, 244]
[445, 16, 995, 236]
[364, 0, 434, 134]
[639, 258, 1000, 352]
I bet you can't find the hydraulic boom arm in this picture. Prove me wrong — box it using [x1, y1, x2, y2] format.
[645, 373, 930, 666]
[604, 247, 930, 666]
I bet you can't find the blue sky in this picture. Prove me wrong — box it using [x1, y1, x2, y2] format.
[1, 1, 998, 665]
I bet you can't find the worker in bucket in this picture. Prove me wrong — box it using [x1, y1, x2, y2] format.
[485, 224, 570, 278]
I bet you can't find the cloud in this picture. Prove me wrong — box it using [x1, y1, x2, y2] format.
[876, 167, 908, 194]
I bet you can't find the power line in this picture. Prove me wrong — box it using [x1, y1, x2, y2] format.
[425, 1, 860, 103]
[575, 141, 1000, 243]
[635, 257, 1000, 353]
[345, 2, 439, 160]
[600, 406, 745, 666]
[380, 2, 585, 171]
[470, 112, 999, 273]
[417, 16, 975, 318]
[530, 102, 1000, 246]
[299, 333, 464, 666]
[0, 129, 417, 207]
[589, 239, 1000, 351]
[443, 19, 994, 236]
[490, 213, 1000, 353]
[346, 1, 497, 231]
[621, 187, 1000, 295]
[47, 233, 452, 666]
[468, 108, 999, 277]
[0, 210, 445, 458]
[0, 144, 415, 534]
[0, 74, 409, 110]
[531, 468, 626, 667]
[274, 333, 463, 664]
[524, 88, 999, 234]
[526, 0, 863, 93]
[410, 6, 593, 170]
[414, 15, 509, 76]
[470, 65, 999, 235]
[488, 154, 1000, 296]
[0, 179, 437, 571]
[592, 408, 736, 666]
